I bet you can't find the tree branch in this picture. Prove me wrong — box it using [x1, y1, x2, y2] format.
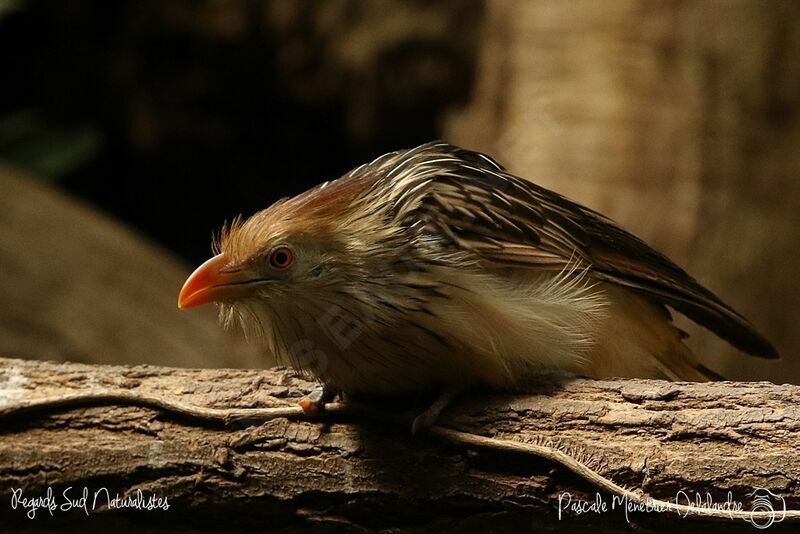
[1, 356, 798, 531]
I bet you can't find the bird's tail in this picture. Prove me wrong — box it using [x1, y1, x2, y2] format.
[588, 284, 721, 382]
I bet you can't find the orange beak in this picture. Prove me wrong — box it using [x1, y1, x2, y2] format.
[178, 253, 259, 309]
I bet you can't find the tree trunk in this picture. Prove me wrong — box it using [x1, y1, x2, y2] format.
[0, 165, 263, 369]
[1, 356, 798, 532]
[446, 0, 800, 383]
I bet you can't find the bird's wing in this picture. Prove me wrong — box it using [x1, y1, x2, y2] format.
[388, 143, 777, 358]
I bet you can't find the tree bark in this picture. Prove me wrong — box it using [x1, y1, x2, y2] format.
[1, 357, 798, 532]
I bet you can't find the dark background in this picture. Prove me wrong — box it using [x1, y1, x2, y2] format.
[0, 0, 481, 263]
[1, 0, 798, 382]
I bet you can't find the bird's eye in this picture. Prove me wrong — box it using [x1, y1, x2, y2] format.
[269, 246, 294, 269]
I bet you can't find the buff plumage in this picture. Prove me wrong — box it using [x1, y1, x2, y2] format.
[177, 142, 778, 401]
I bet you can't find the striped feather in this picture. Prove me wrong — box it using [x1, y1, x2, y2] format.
[356, 142, 777, 359]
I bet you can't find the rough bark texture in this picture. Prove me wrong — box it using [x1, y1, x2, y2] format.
[445, 0, 800, 383]
[1, 357, 798, 532]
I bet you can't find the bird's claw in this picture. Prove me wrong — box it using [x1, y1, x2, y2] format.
[411, 384, 465, 434]
[299, 385, 336, 416]
[411, 409, 439, 434]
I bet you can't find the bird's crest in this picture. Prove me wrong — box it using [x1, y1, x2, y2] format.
[216, 171, 377, 265]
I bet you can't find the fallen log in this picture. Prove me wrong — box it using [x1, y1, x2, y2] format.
[1, 356, 798, 532]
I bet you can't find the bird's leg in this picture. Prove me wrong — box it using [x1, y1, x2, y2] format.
[298, 383, 337, 416]
[411, 384, 465, 434]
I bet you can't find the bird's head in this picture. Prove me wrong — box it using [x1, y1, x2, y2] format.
[177, 223, 324, 312]
[177, 175, 387, 316]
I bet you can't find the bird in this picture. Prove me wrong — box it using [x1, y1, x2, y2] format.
[178, 141, 777, 431]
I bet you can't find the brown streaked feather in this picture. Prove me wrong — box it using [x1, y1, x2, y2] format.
[363, 142, 777, 359]
[218, 171, 377, 264]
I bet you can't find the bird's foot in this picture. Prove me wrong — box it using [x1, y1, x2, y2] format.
[299, 384, 337, 416]
[411, 384, 464, 434]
